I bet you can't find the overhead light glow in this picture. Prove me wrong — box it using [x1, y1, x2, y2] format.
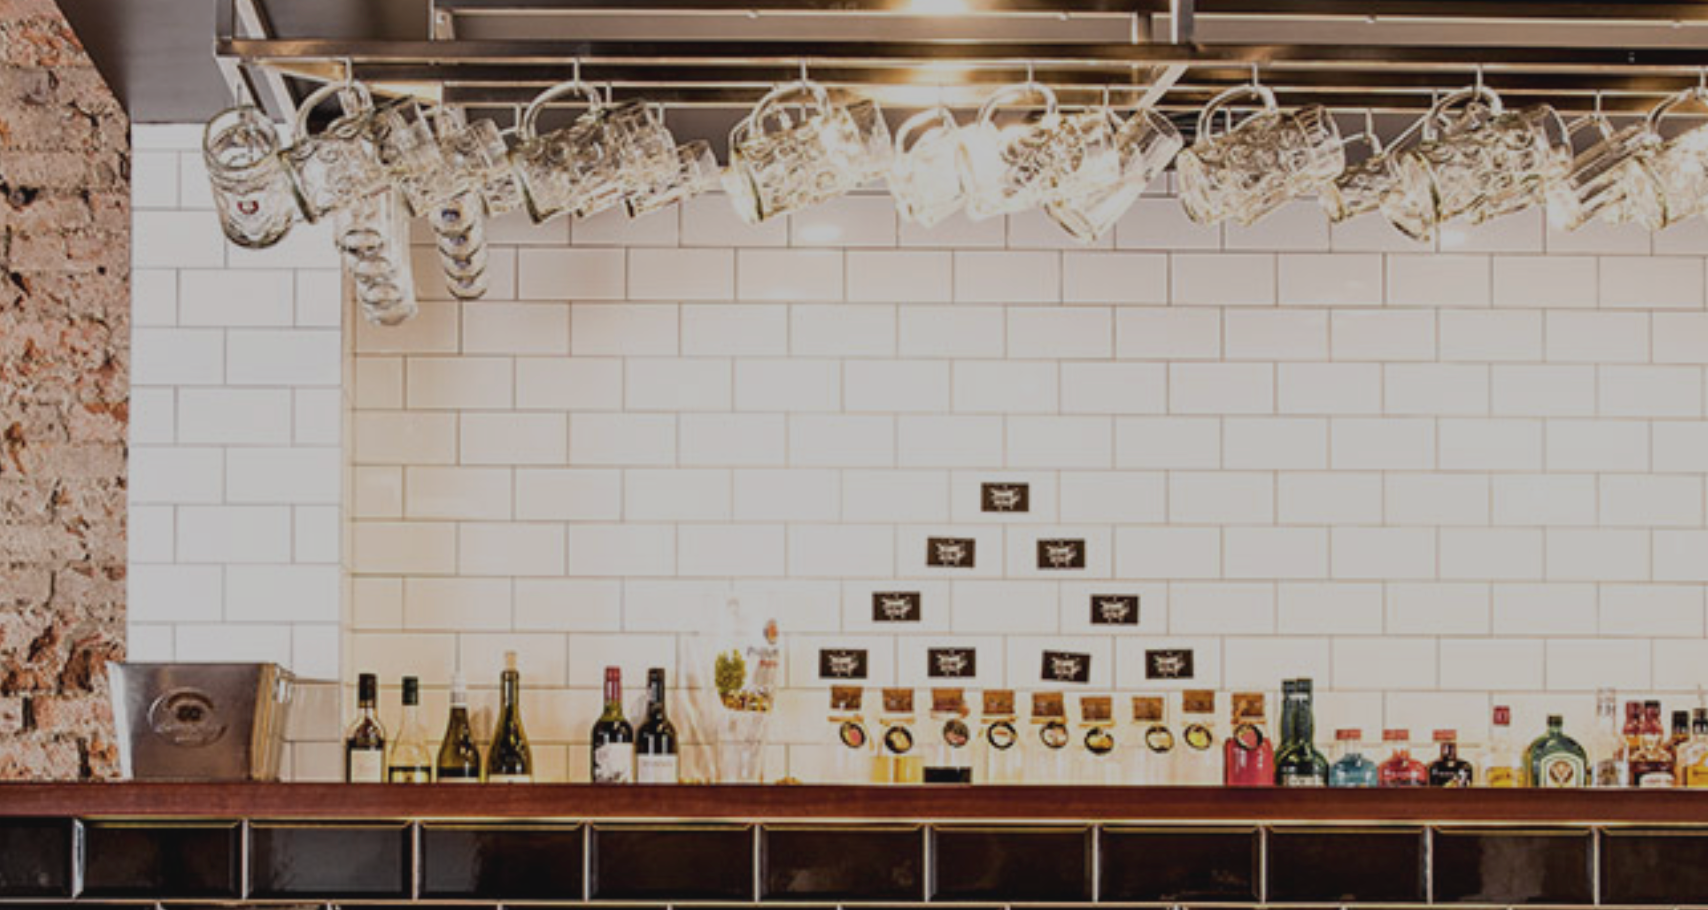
[909, 0, 970, 14]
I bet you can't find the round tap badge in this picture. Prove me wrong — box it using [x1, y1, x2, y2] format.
[1040, 719, 1070, 750]
[1232, 722, 1267, 752]
[883, 724, 915, 755]
[943, 718, 971, 749]
[1085, 727, 1115, 755]
[1144, 724, 1176, 753]
[838, 720, 868, 749]
[1184, 723, 1215, 751]
[985, 720, 1018, 751]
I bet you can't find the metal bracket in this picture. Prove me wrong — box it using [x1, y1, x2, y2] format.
[213, 0, 296, 120]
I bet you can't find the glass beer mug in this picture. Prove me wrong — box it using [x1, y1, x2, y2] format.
[202, 105, 297, 249]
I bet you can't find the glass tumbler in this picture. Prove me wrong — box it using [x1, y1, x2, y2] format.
[203, 105, 297, 249]
[336, 188, 418, 326]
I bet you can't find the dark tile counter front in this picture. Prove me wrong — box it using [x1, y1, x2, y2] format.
[4, 785, 1708, 906]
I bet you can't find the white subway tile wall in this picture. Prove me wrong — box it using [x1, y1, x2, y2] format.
[132, 128, 1708, 781]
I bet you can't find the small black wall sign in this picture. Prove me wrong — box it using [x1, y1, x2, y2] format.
[1146, 649, 1195, 680]
[871, 591, 922, 623]
[1090, 594, 1140, 625]
[926, 537, 976, 568]
[1041, 650, 1092, 684]
[928, 647, 978, 679]
[981, 482, 1030, 513]
[1036, 539, 1086, 570]
[818, 649, 869, 680]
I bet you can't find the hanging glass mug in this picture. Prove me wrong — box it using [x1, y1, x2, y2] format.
[1319, 112, 1424, 225]
[591, 98, 680, 216]
[625, 140, 721, 218]
[1626, 87, 1708, 231]
[1544, 112, 1660, 231]
[508, 79, 610, 223]
[369, 97, 456, 216]
[957, 81, 1068, 221]
[1046, 105, 1182, 243]
[890, 105, 967, 227]
[337, 188, 418, 327]
[1176, 84, 1344, 226]
[203, 105, 297, 249]
[725, 80, 865, 224]
[829, 87, 894, 186]
[282, 80, 389, 224]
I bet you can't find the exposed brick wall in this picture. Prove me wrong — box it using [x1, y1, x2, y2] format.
[0, 0, 129, 780]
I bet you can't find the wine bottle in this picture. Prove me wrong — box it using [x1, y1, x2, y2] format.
[487, 651, 534, 783]
[635, 667, 679, 784]
[387, 676, 432, 783]
[591, 666, 635, 783]
[345, 672, 387, 783]
[436, 672, 483, 782]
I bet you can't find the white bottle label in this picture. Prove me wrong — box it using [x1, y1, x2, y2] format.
[488, 773, 534, 784]
[636, 753, 679, 784]
[347, 750, 385, 783]
[594, 743, 635, 783]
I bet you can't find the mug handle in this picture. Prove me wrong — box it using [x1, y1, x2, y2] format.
[292, 79, 374, 143]
[518, 79, 604, 142]
[748, 79, 835, 138]
[894, 106, 958, 157]
[975, 81, 1060, 131]
[1644, 85, 1708, 133]
[1421, 84, 1505, 140]
[1194, 83, 1278, 145]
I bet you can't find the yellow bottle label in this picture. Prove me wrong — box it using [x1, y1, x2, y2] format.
[1688, 765, 1708, 788]
[1485, 766, 1518, 788]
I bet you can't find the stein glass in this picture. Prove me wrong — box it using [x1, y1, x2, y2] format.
[336, 188, 418, 326]
[725, 80, 865, 224]
[509, 80, 610, 223]
[438, 114, 523, 216]
[957, 82, 1068, 221]
[1318, 113, 1426, 225]
[625, 140, 720, 218]
[1628, 88, 1708, 231]
[428, 190, 489, 300]
[1545, 115, 1662, 231]
[890, 105, 967, 227]
[283, 81, 388, 224]
[832, 90, 894, 185]
[370, 98, 455, 216]
[597, 99, 680, 215]
[1380, 87, 1503, 242]
[1176, 84, 1344, 226]
[1046, 105, 1182, 242]
[1465, 103, 1571, 224]
[203, 104, 296, 249]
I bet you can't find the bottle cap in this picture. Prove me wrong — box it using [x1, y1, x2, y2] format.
[1383, 728, 1409, 742]
[504, 650, 518, 672]
[401, 676, 420, 705]
[1492, 706, 1511, 726]
[449, 672, 468, 705]
[1294, 678, 1313, 694]
[1547, 714, 1564, 725]
[357, 673, 377, 701]
[649, 667, 666, 684]
[605, 665, 622, 683]
[1433, 729, 1456, 743]
[1336, 728, 1361, 741]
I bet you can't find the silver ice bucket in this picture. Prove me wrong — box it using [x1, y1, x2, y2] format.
[109, 663, 303, 781]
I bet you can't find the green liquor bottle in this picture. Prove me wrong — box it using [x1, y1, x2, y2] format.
[1526, 714, 1587, 788]
[1274, 678, 1329, 786]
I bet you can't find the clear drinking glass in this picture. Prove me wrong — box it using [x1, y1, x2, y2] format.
[724, 80, 867, 224]
[203, 105, 297, 249]
[1045, 105, 1182, 242]
[1379, 86, 1504, 242]
[509, 79, 610, 223]
[1627, 87, 1708, 231]
[369, 98, 455, 217]
[282, 81, 388, 224]
[1176, 84, 1345, 226]
[1545, 115, 1661, 230]
[957, 81, 1067, 221]
[624, 140, 720, 218]
[336, 188, 418, 326]
[889, 105, 967, 227]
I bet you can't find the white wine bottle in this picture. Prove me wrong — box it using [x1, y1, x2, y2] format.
[487, 652, 533, 783]
[387, 676, 432, 783]
[436, 672, 483, 782]
[345, 673, 387, 783]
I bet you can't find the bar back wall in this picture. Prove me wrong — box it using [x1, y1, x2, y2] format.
[128, 123, 1708, 782]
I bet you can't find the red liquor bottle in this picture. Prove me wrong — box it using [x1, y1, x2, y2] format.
[1377, 728, 1428, 787]
[1223, 692, 1274, 787]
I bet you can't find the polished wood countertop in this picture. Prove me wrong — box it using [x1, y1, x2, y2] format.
[2, 782, 1707, 823]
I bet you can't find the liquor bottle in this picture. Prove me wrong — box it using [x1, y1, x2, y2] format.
[880, 688, 922, 784]
[636, 668, 679, 784]
[1031, 691, 1072, 783]
[1377, 729, 1428, 787]
[1223, 692, 1274, 786]
[1673, 710, 1692, 752]
[1589, 689, 1627, 788]
[1077, 695, 1117, 784]
[1628, 700, 1676, 788]
[345, 672, 387, 783]
[1131, 696, 1174, 785]
[591, 666, 635, 783]
[387, 676, 432, 783]
[1483, 706, 1522, 788]
[1274, 679, 1329, 787]
[1177, 690, 1220, 786]
[435, 672, 483, 782]
[829, 685, 872, 784]
[1680, 708, 1708, 788]
[487, 651, 533, 783]
[1526, 714, 1587, 788]
[1328, 729, 1378, 787]
[1427, 730, 1474, 787]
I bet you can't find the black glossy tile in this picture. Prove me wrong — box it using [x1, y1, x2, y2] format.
[1100, 826, 1260, 903]
[82, 821, 241, 898]
[0, 818, 74, 897]
[420, 823, 584, 900]
[249, 822, 412, 898]
[1601, 828, 1708, 904]
[592, 824, 753, 901]
[763, 825, 924, 901]
[1266, 827, 1425, 904]
[930, 826, 1091, 902]
[1433, 828, 1592, 905]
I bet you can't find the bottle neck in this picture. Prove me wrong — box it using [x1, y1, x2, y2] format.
[1439, 742, 1458, 761]
[603, 676, 624, 716]
[500, 672, 520, 713]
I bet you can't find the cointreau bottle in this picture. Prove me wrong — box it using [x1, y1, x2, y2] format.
[1377, 729, 1428, 787]
[1223, 692, 1274, 786]
[1484, 706, 1522, 788]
